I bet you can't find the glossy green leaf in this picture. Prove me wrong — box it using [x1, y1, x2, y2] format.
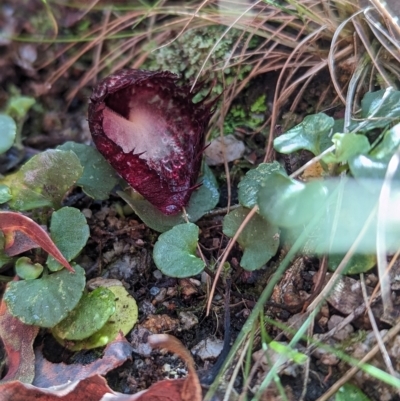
[0, 114, 16, 154]
[323, 133, 370, 164]
[55, 285, 138, 350]
[328, 253, 376, 275]
[358, 88, 400, 130]
[153, 223, 205, 277]
[223, 207, 280, 271]
[370, 123, 400, 159]
[52, 287, 116, 340]
[0, 184, 12, 204]
[349, 154, 390, 181]
[238, 162, 285, 209]
[273, 113, 334, 156]
[335, 383, 371, 401]
[257, 171, 327, 227]
[15, 256, 43, 280]
[4, 264, 85, 328]
[1, 150, 83, 211]
[58, 142, 119, 200]
[46, 207, 90, 271]
[119, 164, 219, 233]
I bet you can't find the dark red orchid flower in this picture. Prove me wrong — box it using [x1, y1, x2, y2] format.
[88, 69, 216, 215]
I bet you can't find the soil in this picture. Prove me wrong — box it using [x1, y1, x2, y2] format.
[1, 2, 399, 401]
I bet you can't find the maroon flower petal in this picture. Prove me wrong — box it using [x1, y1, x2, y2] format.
[88, 69, 216, 215]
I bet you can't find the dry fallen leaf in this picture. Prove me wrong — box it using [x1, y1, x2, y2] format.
[0, 298, 39, 383]
[0, 211, 74, 272]
[33, 333, 133, 387]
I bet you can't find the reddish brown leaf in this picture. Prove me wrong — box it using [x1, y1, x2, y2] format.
[33, 333, 133, 387]
[0, 211, 74, 272]
[88, 69, 217, 215]
[0, 298, 39, 383]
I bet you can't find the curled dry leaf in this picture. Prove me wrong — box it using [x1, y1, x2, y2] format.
[88, 69, 217, 215]
[0, 298, 39, 384]
[0, 211, 74, 272]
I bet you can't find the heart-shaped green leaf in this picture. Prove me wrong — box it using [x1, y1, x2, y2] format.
[15, 257, 43, 280]
[4, 265, 85, 328]
[0, 114, 16, 154]
[153, 223, 205, 277]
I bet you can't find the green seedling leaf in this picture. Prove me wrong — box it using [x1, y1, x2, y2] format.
[15, 257, 43, 280]
[269, 341, 308, 364]
[273, 113, 334, 156]
[153, 223, 205, 277]
[55, 285, 138, 351]
[5, 96, 35, 121]
[4, 265, 85, 328]
[0, 114, 16, 154]
[52, 287, 115, 341]
[1, 149, 83, 211]
[257, 171, 327, 227]
[335, 383, 371, 401]
[0, 184, 12, 204]
[358, 88, 400, 130]
[0, 211, 73, 271]
[46, 207, 90, 272]
[238, 161, 285, 209]
[119, 164, 219, 233]
[328, 253, 376, 275]
[349, 154, 391, 181]
[323, 133, 370, 164]
[223, 207, 280, 271]
[58, 142, 119, 200]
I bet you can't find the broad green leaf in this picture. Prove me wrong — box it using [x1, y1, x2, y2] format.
[5, 96, 35, 120]
[153, 223, 205, 277]
[335, 383, 371, 401]
[119, 164, 219, 233]
[55, 285, 138, 350]
[257, 171, 327, 227]
[370, 123, 400, 159]
[223, 207, 280, 271]
[58, 142, 119, 200]
[328, 253, 376, 275]
[52, 287, 115, 340]
[1, 150, 83, 211]
[358, 88, 400, 130]
[46, 207, 90, 271]
[0, 184, 12, 204]
[4, 265, 85, 328]
[238, 162, 285, 209]
[15, 256, 43, 280]
[323, 133, 370, 164]
[0, 114, 16, 154]
[273, 113, 334, 156]
[349, 155, 390, 181]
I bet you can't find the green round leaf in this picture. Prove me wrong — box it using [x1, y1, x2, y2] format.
[58, 142, 119, 200]
[273, 113, 334, 156]
[55, 285, 138, 350]
[336, 383, 372, 401]
[0, 114, 16, 154]
[2, 149, 83, 211]
[153, 223, 205, 277]
[15, 257, 43, 280]
[328, 253, 376, 275]
[223, 207, 280, 271]
[5, 96, 35, 120]
[46, 207, 90, 271]
[52, 287, 116, 340]
[238, 162, 285, 209]
[4, 265, 86, 327]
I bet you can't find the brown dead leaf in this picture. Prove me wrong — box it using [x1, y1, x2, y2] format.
[33, 333, 133, 387]
[0, 298, 39, 383]
[0, 211, 74, 272]
[0, 374, 134, 401]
